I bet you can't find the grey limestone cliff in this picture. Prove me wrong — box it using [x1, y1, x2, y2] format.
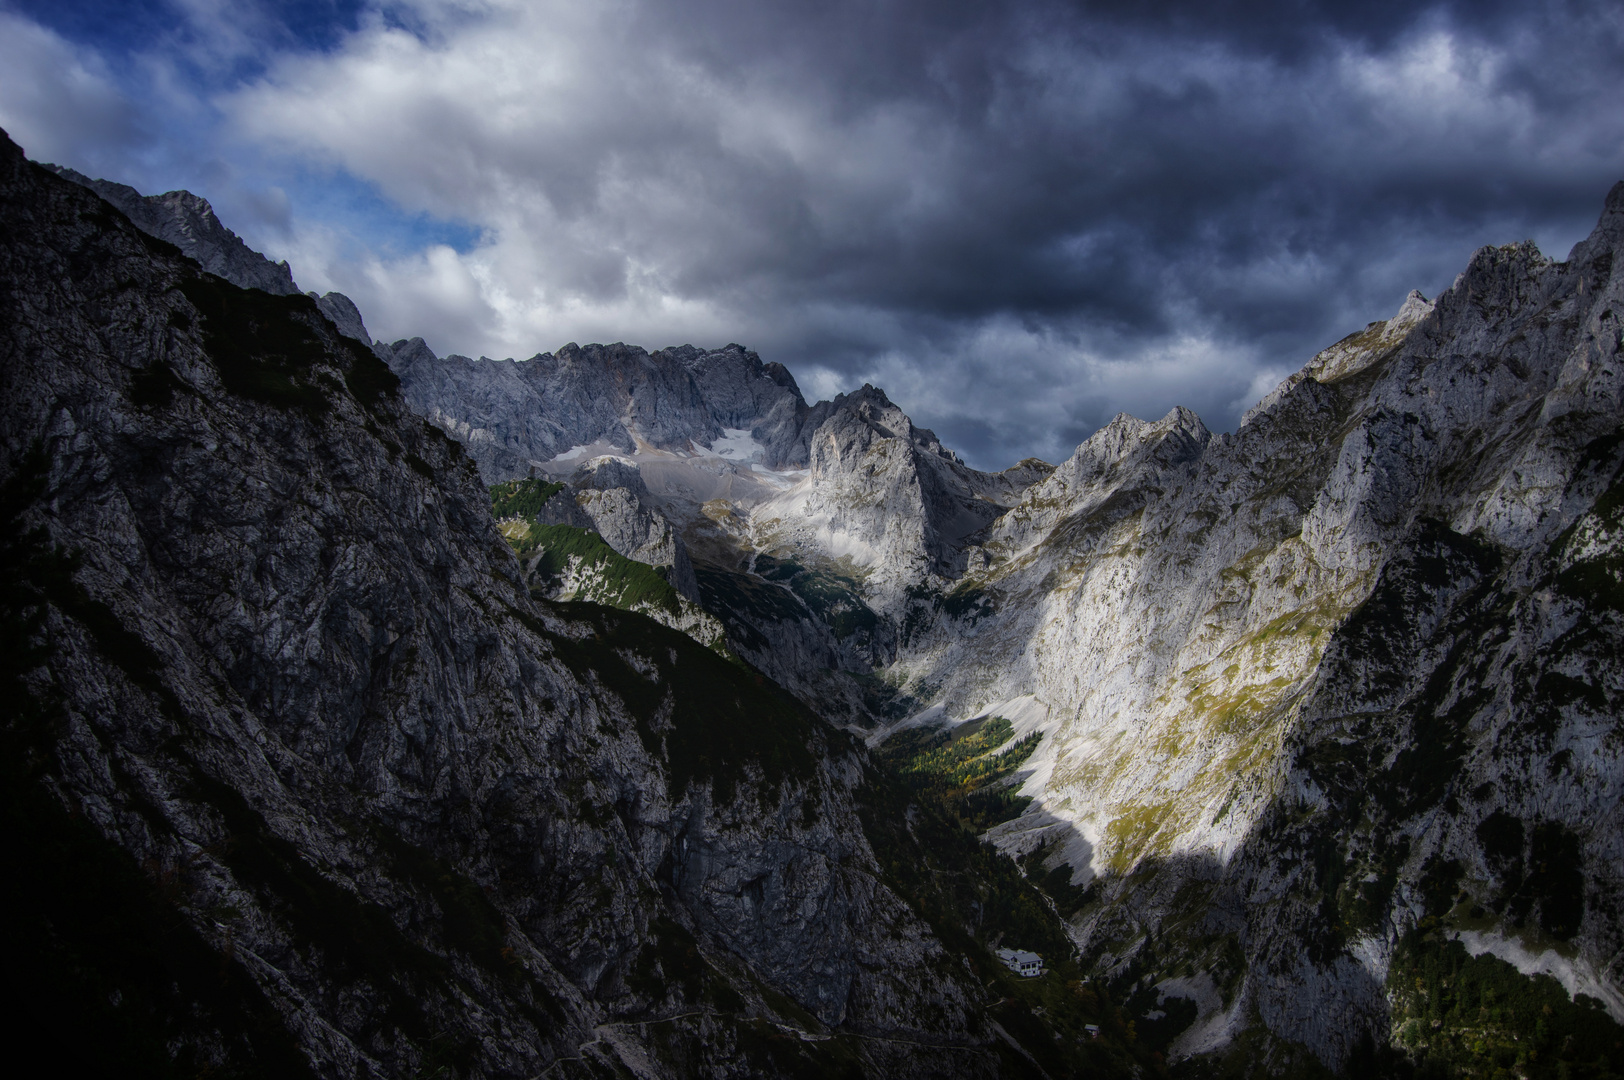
[751, 383, 1056, 603]
[877, 191, 1624, 1068]
[549, 457, 702, 602]
[381, 339, 814, 483]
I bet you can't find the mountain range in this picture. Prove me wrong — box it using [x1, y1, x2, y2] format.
[6, 127, 1623, 1078]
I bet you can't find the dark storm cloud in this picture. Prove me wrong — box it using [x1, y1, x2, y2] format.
[613, 2, 1620, 307]
[5, 0, 1622, 467]
[654, 0, 1620, 323]
[617, 0, 1624, 463]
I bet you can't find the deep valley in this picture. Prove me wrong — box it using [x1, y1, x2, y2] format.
[3, 127, 1622, 1079]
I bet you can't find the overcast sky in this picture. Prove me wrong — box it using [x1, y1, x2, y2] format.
[4, 0, 1621, 468]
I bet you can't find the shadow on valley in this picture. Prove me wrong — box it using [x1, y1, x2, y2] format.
[833, 655, 1623, 1075]
[861, 713, 1202, 1077]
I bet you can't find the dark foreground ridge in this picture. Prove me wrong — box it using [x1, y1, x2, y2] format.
[0, 128, 1175, 1077]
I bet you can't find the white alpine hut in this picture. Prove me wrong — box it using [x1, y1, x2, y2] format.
[996, 948, 1044, 977]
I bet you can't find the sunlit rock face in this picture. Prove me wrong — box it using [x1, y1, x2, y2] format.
[543, 456, 704, 602]
[749, 384, 1054, 608]
[881, 191, 1624, 1064]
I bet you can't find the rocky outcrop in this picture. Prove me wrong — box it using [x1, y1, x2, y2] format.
[550, 457, 701, 602]
[502, 464, 726, 648]
[309, 289, 387, 354]
[536, 549, 726, 649]
[44, 163, 302, 295]
[751, 385, 1053, 605]
[45, 162, 391, 369]
[0, 130, 1020, 1079]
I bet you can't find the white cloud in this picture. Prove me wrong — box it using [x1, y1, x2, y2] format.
[225, 2, 745, 355]
[0, 12, 140, 169]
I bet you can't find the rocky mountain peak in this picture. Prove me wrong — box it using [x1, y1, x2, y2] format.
[761, 359, 802, 393]
[1084, 405, 1210, 462]
[1243, 287, 1440, 424]
[371, 336, 828, 479]
[1047, 405, 1210, 499]
[43, 163, 302, 296]
[569, 454, 647, 493]
[826, 383, 960, 463]
[42, 160, 386, 371]
[1391, 286, 1432, 327]
[388, 335, 439, 367]
[1565, 183, 1624, 265]
[309, 289, 372, 345]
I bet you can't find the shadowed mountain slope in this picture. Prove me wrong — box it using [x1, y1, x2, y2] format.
[0, 129, 1123, 1079]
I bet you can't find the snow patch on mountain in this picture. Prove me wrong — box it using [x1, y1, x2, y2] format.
[700, 427, 767, 462]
